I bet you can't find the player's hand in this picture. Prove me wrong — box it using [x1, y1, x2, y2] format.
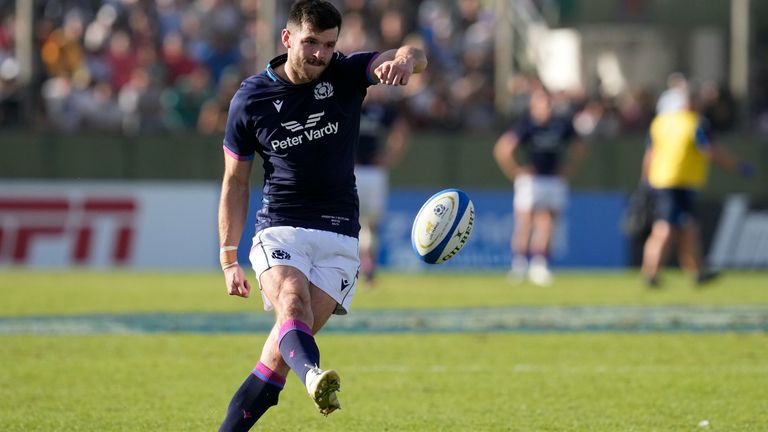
[374, 57, 414, 86]
[224, 265, 251, 298]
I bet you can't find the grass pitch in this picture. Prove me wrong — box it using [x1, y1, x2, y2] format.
[2, 270, 767, 316]
[1, 270, 767, 431]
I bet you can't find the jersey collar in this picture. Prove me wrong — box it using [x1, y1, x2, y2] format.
[266, 54, 289, 83]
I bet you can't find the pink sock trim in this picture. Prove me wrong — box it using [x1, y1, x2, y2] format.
[252, 362, 286, 388]
[278, 319, 313, 343]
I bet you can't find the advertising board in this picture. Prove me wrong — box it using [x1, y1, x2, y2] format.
[0, 181, 218, 269]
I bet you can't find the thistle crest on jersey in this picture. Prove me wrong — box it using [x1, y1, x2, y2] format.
[314, 82, 334, 99]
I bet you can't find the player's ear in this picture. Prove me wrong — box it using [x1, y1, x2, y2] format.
[281, 28, 291, 49]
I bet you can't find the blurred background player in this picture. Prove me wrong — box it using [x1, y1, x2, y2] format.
[641, 76, 754, 287]
[356, 85, 410, 285]
[493, 88, 587, 286]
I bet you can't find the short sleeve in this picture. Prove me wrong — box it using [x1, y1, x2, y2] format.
[222, 88, 257, 161]
[694, 117, 712, 149]
[335, 51, 380, 87]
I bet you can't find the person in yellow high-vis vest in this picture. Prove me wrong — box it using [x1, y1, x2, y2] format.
[641, 83, 753, 287]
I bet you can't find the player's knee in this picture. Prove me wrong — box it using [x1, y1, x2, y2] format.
[277, 294, 313, 323]
[282, 303, 311, 322]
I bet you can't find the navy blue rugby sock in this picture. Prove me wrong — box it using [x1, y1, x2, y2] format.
[219, 362, 285, 432]
[278, 319, 320, 385]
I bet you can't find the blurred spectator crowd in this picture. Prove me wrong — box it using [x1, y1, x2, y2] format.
[1, 0, 254, 134]
[0, 0, 766, 137]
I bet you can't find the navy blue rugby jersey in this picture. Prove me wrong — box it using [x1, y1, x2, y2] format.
[223, 51, 379, 238]
[512, 114, 577, 176]
[356, 102, 397, 166]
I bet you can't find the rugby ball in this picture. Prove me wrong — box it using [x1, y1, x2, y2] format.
[411, 188, 474, 264]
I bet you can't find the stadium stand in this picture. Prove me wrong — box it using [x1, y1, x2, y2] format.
[1, 0, 763, 137]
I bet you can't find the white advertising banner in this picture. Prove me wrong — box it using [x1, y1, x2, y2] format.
[0, 181, 219, 269]
[708, 195, 768, 269]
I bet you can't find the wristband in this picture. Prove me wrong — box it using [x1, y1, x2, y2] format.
[220, 245, 238, 270]
[221, 262, 239, 270]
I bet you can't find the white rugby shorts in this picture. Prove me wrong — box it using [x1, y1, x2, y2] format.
[355, 165, 389, 222]
[514, 174, 568, 212]
[249, 226, 359, 315]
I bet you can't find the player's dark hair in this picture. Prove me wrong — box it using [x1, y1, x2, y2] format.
[288, 0, 342, 32]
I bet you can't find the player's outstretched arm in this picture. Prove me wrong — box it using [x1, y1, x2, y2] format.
[218, 154, 253, 298]
[707, 144, 755, 179]
[370, 45, 427, 86]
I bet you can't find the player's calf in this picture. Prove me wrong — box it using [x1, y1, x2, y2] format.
[219, 363, 285, 431]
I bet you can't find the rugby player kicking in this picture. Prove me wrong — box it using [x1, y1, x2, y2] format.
[216, 1, 427, 430]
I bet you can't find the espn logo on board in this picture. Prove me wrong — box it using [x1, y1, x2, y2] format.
[0, 197, 137, 266]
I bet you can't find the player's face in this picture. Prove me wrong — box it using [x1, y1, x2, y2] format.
[530, 91, 552, 123]
[283, 22, 338, 83]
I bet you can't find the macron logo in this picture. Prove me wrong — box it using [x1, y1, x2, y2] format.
[272, 100, 283, 112]
[281, 112, 325, 132]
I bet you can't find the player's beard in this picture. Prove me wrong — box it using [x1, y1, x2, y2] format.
[294, 56, 326, 82]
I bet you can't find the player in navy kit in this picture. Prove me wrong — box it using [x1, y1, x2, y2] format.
[216, 1, 427, 430]
[493, 89, 586, 286]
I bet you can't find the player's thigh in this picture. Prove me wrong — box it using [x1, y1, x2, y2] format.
[514, 208, 534, 231]
[259, 265, 313, 321]
[250, 227, 314, 313]
[533, 209, 556, 232]
[649, 219, 674, 242]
